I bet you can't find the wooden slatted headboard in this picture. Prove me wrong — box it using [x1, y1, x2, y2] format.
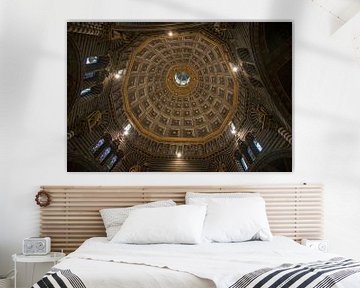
[39, 184, 323, 253]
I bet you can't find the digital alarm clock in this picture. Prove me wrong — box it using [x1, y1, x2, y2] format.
[23, 237, 51, 255]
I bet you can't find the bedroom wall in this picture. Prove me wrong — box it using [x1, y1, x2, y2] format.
[0, 0, 359, 286]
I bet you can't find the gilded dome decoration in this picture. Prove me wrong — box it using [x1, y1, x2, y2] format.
[122, 32, 239, 143]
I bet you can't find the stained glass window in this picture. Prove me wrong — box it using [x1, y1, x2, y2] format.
[247, 146, 256, 161]
[84, 71, 95, 79]
[80, 87, 91, 96]
[91, 138, 105, 153]
[240, 157, 249, 171]
[124, 123, 131, 135]
[230, 122, 236, 134]
[106, 155, 118, 170]
[85, 56, 98, 64]
[253, 139, 263, 152]
[99, 147, 111, 162]
[124, 123, 131, 131]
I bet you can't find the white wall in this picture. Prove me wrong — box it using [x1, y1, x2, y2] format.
[1, 0, 360, 285]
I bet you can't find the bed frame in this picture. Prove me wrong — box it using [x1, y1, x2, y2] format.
[39, 184, 323, 253]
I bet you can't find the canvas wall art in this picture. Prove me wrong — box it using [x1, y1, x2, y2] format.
[67, 22, 292, 172]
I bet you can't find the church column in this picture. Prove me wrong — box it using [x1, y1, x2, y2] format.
[233, 150, 242, 172]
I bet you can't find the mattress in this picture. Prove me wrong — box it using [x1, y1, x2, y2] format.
[34, 237, 360, 288]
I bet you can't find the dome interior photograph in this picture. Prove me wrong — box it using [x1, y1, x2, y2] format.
[67, 22, 292, 172]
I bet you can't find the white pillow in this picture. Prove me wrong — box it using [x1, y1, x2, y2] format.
[100, 200, 176, 240]
[111, 205, 207, 244]
[202, 197, 272, 243]
[186, 192, 259, 204]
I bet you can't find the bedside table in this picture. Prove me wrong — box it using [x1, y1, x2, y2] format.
[301, 239, 328, 252]
[12, 252, 65, 288]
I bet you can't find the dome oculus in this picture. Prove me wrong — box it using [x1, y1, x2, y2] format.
[175, 71, 191, 86]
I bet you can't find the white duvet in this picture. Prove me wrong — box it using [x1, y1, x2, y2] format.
[54, 237, 360, 288]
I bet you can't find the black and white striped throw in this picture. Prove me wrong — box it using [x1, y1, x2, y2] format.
[229, 257, 360, 288]
[32, 268, 86, 288]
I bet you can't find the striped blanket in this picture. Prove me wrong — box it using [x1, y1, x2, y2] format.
[32, 269, 86, 288]
[230, 258, 360, 288]
[32, 258, 360, 288]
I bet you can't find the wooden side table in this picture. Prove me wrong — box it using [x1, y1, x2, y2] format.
[12, 252, 65, 288]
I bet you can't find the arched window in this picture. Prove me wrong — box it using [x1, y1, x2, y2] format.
[90, 134, 122, 170]
[253, 138, 263, 152]
[85, 56, 99, 64]
[106, 155, 118, 170]
[99, 147, 111, 162]
[91, 138, 105, 153]
[230, 122, 236, 134]
[80, 87, 92, 96]
[240, 157, 249, 171]
[123, 123, 132, 135]
[84, 71, 96, 79]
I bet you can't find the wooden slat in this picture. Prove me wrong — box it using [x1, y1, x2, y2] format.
[39, 184, 323, 253]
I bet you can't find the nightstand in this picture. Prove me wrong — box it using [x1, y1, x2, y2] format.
[12, 252, 65, 288]
[301, 239, 328, 252]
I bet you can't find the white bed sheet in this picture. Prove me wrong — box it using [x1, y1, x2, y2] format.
[54, 236, 360, 288]
[55, 258, 214, 288]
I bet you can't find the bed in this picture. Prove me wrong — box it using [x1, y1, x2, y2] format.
[33, 185, 360, 287]
[33, 236, 360, 288]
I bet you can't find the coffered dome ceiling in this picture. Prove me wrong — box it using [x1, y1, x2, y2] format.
[122, 31, 239, 144]
[67, 22, 293, 171]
